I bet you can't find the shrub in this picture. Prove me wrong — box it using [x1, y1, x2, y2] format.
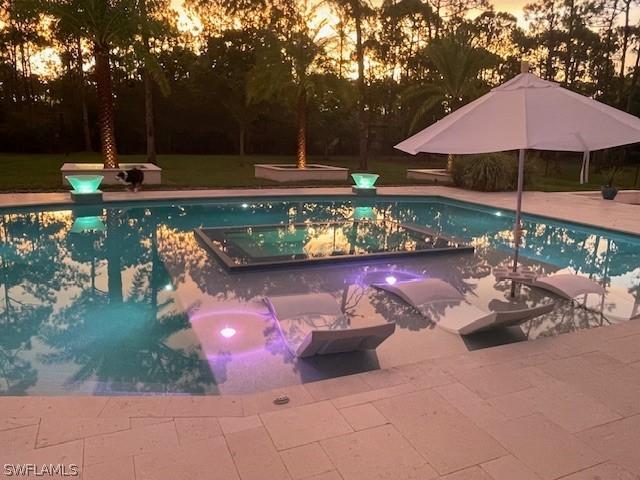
[451, 152, 537, 191]
[600, 166, 623, 186]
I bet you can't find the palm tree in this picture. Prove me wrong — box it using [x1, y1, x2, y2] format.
[329, 0, 373, 170]
[75, 36, 93, 152]
[50, 20, 94, 151]
[405, 37, 498, 171]
[44, 0, 135, 168]
[287, 26, 331, 169]
[135, 0, 172, 165]
[249, 4, 329, 168]
[39, 210, 219, 394]
[138, 0, 157, 164]
[208, 29, 264, 156]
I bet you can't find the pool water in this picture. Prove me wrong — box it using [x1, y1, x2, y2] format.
[1, 196, 638, 395]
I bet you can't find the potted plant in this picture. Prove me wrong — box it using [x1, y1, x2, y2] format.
[601, 166, 621, 200]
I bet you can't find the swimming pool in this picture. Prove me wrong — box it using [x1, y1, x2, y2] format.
[1, 195, 638, 395]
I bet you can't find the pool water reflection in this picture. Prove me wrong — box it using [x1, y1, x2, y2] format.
[0, 197, 638, 395]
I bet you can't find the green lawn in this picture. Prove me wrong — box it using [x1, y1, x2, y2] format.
[533, 162, 640, 191]
[0, 152, 638, 192]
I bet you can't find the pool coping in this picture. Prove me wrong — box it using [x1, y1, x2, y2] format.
[1, 185, 638, 236]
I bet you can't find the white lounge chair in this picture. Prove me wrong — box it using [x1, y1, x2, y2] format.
[264, 293, 396, 357]
[532, 273, 640, 322]
[373, 278, 554, 335]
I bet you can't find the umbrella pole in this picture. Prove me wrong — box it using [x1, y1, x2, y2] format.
[510, 148, 526, 297]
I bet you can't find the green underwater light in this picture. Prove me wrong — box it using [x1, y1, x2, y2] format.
[353, 206, 375, 221]
[351, 173, 379, 189]
[70, 216, 105, 234]
[66, 175, 104, 194]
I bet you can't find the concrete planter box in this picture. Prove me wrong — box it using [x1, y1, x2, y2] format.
[61, 163, 162, 185]
[407, 168, 453, 185]
[255, 164, 349, 183]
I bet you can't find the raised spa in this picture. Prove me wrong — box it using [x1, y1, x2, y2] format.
[195, 219, 473, 270]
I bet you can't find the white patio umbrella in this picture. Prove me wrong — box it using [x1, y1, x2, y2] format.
[396, 63, 640, 294]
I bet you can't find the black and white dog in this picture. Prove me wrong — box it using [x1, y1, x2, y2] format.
[116, 167, 144, 192]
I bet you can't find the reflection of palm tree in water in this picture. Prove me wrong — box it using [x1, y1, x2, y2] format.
[340, 282, 366, 319]
[39, 290, 217, 393]
[67, 228, 102, 296]
[0, 300, 46, 394]
[106, 210, 124, 304]
[0, 213, 70, 394]
[584, 238, 640, 325]
[367, 288, 432, 331]
[523, 297, 607, 339]
[38, 209, 220, 394]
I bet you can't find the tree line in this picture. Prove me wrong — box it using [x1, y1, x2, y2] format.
[1, 0, 639, 168]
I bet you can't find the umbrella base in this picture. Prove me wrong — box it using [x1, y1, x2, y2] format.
[493, 266, 538, 283]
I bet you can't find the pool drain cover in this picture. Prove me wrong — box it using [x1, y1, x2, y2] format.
[273, 395, 290, 405]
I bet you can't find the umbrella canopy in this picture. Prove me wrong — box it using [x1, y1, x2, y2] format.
[396, 71, 640, 155]
[396, 65, 640, 295]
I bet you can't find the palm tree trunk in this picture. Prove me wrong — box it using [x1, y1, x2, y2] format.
[94, 43, 119, 168]
[545, 7, 557, 80]
[19, 42, 31, 104]
[434, 0, 441, 38]
[106, 210, 123, 303]
[150, 217, 159, 316]
[625, 35, 640, 112]
[338, 26, 345, 79]
[140, 0, 157, 165]
[355, 3, 368, 170]
[447, 153, 454, 172]
[296, 89, 307, 169]
[239, 127, 246, 156]
[618, 0, 632, 104]
[563, 0, 576, 84]
[597, 0, 619, 95]
[76, 37, 92, 152]
[144, 67, 157, 164]
[9, 43, 19, 103]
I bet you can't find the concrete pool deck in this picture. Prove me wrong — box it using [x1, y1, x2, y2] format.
[1, 187, 639, 479]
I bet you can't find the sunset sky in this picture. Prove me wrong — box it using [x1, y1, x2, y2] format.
[20, 0, 640, 77]
[494, 0, 528, 17]
[169, 0, 640, 34]
[170, 0, 531, 27]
